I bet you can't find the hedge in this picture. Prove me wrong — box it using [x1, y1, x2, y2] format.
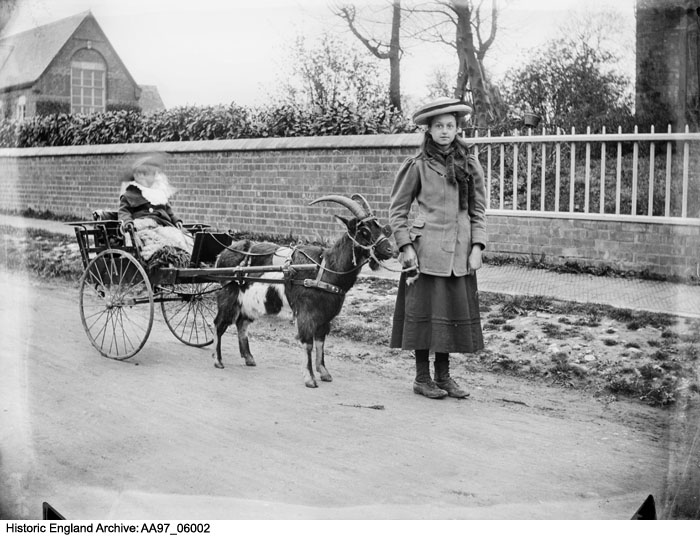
[0, 100, 416, 147]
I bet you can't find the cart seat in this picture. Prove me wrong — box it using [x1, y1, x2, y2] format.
[93, 209, 119, 221]
[190, 232, 235, 266]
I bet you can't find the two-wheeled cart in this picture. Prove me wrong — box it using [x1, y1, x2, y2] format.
[69, 214, 315, 360]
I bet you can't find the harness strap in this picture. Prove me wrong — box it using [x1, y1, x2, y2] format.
[290, 257, 345, 295]
[292, 279, 345, 295]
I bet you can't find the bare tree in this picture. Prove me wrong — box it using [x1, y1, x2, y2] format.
[334, 1, 403, 110]
[426, 65, 454, 98]
[283, 32, 388, 112]
[409, 0, 500, 128]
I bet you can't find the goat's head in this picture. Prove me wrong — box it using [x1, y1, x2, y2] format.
[309, 193, 396, 270]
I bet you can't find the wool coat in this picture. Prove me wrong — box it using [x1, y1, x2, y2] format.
[118, 183, 182, 227]
[389, 151, 487, 277]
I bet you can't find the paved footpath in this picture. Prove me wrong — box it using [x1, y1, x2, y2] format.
[372, 260, 700, 319]
[2, 213, 699, 319]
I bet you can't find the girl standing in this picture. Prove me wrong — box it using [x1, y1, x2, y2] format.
[389, 97, 487, 399]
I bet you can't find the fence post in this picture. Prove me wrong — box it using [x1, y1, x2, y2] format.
[616, 126, 622, 215]
[585, 126, 591, 213]
[526, 128, 533, 211]
[632, 125, 639, 216]
[665, 124, 672, 217]
[648, 125, 655, 216]
[682, 124, 690, 218]
[569, 126, 576, 212]
[555, 129, 561, 212]
[486, 129, 492, 210]
[600, 125, 606, 214]
[513, 134, 519, 210]
[540, 126, 547, 211]
[499, 133, 505, 210]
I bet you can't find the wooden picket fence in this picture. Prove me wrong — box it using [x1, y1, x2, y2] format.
[469, 125, 700, 224]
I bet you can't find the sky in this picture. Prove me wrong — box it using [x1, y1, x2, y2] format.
[1, 0, 636, 109]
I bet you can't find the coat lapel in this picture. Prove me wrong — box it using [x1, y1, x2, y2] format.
[425, 158, 446, 177]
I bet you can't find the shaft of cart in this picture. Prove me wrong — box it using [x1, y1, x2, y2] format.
[156, 263, 319, 285]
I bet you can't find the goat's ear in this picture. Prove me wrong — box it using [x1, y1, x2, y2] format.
[334, 215, 352, 230]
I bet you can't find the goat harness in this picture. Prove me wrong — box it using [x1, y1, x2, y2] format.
[289, 257, 345, 296]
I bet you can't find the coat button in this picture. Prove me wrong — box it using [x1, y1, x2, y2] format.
[149, 207, 154, 213]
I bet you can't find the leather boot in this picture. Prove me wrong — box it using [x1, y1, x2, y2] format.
[434, 354, 470, 398]
[413, 352, 447, 399]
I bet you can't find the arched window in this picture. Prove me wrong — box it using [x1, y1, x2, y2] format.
[71, 50, 106, 114]
[16, 95, 26, 121]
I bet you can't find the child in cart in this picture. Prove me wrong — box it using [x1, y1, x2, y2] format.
[118, 153, 193, 264]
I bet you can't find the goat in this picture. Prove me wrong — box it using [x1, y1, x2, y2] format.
[212, 194, 396, 387]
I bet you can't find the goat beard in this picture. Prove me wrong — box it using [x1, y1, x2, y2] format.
[368, 257, 380, 271]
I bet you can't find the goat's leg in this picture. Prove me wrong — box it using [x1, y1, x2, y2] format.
[314, 336, 332, 382]
[302, 341, 318, 388]
[213, 318, 229, 369]
[212, 284, 239, 369]
[236, 316, 256, 367]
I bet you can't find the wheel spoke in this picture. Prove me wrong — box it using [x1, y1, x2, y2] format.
[160, 283, 217, 347]
[79, 250, 154, 360]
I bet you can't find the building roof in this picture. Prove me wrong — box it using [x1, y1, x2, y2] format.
[0, 11, 91, 91]
[139, 85, 166, 112]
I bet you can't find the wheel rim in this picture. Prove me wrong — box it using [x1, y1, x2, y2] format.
[159, 282, 218, 347]
[79, 249, 154, 360]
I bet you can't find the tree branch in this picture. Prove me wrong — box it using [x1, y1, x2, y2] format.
[479, 0, 498, 57]
[335, 4, 391, 59]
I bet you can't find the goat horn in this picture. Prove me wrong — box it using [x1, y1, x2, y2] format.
[351, 194, 374, 216]
[309, 195, 368, 220]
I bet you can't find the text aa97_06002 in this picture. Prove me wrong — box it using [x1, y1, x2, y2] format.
[5, 523, 212, 535]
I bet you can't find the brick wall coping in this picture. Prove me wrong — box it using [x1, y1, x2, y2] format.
[0, 133, 424, 158]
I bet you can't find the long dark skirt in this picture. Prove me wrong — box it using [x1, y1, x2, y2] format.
[391, 272, 483, 353]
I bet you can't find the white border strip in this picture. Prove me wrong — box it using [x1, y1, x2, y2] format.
[487, 209, 700, 226]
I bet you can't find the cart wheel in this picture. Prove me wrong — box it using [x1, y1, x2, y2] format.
[159, 282, 218, 347]
[79, 249, 154, 360]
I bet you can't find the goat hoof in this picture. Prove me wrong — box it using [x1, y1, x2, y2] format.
[305, 379, 318, 388]
[320, 372, 333, 382]
[214, 362, 224, 369]
[243, 357, 256, 367]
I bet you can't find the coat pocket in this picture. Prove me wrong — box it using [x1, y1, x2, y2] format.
[409, 219, 425, 242]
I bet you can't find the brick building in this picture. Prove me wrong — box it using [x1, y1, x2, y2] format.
[0, 11, 164, 120]
[636, 0, 700, 128]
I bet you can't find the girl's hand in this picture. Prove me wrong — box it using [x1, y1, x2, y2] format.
[175, 221, 184, 230]
[467, 245, 483, 274]
[399, 244, 420, 285]
[398, 244, 418, 270]
[120, 221, 134, 235]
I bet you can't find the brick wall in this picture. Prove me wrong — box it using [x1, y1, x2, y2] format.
[487, 213, 700, 278]
[0, 134, 698, 278]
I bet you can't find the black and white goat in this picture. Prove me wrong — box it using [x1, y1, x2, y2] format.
[212, 194, 396, 387]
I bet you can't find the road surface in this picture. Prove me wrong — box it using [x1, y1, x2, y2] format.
[0, 270, 677, 519]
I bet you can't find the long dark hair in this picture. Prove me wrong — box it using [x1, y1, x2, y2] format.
[418, 115, 471, 210]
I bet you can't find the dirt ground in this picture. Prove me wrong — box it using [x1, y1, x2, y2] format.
[0, 269, 697, 520]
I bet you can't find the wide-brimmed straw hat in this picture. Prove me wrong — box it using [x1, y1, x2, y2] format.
[119, 153, 167, 183]
[412, 97, 472, 126]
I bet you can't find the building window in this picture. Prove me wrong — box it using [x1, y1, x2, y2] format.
[71, 60, 105, 114]
[16, 95, 26, 121]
